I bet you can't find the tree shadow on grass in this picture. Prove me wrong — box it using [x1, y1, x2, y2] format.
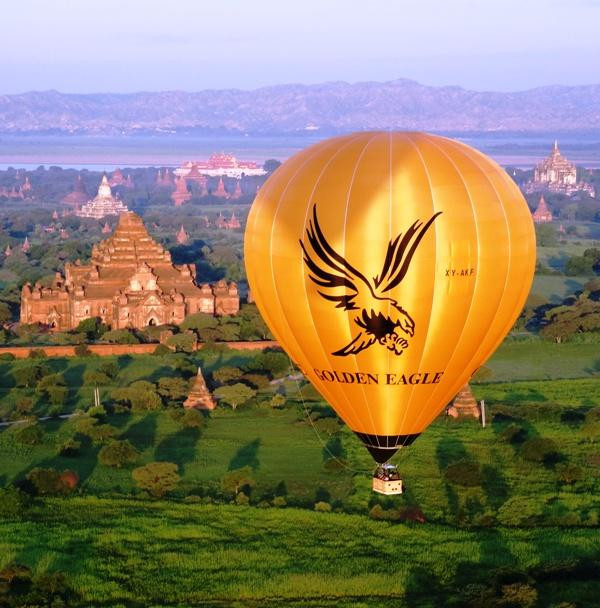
[154, 426, 201, 474]
[120, 414, 158, 452]
[228, 438, 261, 471]
[62, 363, 86, 389]
[404, 565, 446, 607]
[481, 464, 509, 510]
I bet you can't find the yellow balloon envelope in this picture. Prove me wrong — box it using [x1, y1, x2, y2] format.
[245, 132, 535, 463]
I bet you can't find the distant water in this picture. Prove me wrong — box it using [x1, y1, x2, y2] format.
[1, 132, 600, 170]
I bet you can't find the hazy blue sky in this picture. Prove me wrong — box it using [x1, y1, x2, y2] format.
[2, 0, 599, 94]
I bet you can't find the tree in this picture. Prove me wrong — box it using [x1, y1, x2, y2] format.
[181, 409, 205, 428]
[98, 440, 139, 468]
[74, 344, 92, 357]
[101, 329, 140, 344]
[14, 423, 45, 446]
[132, 462, 180, 497]
[263, 159, 282, 173]
[157, 377, 189, 402]
[535, 224, 558, 247]
[26, 468, 76, 495]
[214, 383, 256, 410]
[212, 366, 243, 385]
[221, 466, 256, 497]
[83, 370, 111, 386]
[180, 313, 219, 332]
[0, 487, 29, 519]
[76, 317, 107, 340]
[0, 301, 13, 325]
[521, 437, 559, 463]
[166, 333, 196, 353]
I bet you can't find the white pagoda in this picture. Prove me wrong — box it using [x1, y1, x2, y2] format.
[76, 175, 129, 219]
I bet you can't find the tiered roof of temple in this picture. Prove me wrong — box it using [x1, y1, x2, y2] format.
[532, 195, 553, 223]
[155, 169, 175, 187]
[62, 175, 89, 207]
[108, 168, 134, 188]
[76, 175, 129, 219]
[20, 212, 239, 331]
[171, 176, 192, 206]
[524, 141, 595, 197]
[213, 177, 229, 198]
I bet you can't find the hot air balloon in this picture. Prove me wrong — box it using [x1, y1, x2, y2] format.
[245, 132, 535, 493]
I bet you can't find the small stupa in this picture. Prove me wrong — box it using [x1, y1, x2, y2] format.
[231, 180, 243, 199]
[184, 368, 216, 410]
[213, 177, 229, 198]
[21, 236, 31, 253]
[176, 225, 189, 245]
[447, 384, 480, 419]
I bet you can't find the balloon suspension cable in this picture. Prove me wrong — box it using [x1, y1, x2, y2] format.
[286, 359, 374, 475]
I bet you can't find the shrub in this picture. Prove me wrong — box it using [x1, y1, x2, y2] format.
[88, 404, 106, 418]
[132, 462, 180, 497]
[235, 492, 250, 506]
[15, 396, 34, 416]
[98, 439, 139, 468]
[0, 487, 29, 519]
[101, 329, 140, 344]
[0, 352, 15, 360]
[28, 348, 47, 359]
[521, 437, 560, 463]
[269, 394, 286, 409]
[497, 496, 544, 526]
[272, 496, 287, 508]
[555, 463, 583, 485]
[499, 583, 538, 608]
[314, 501, 332, 512]
[221, 466, 256, 497]
[444, 460, 483, 487]
[74, 343, 92, 357]
[181, 409, 205, 428]
[58, 438, 81, 457]
[152, 344, 172, 356]
[14, 423, 45, 445]
[26, 468, 76, 495]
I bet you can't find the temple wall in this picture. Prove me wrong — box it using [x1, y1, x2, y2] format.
[0, 340, 278, 358]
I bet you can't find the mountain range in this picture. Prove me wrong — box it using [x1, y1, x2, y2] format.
[0, 79, 599, 135]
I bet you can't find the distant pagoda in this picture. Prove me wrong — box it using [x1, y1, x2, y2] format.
[62, 175, 89, 207]
[532, 195, 553, 223]
[76, 175, 129, 219]
[176, 225, 189, 245]
[171, 176, 192, 206]
[184, 368, 216, 410]
[231, 180, 243, 200]
[524, 141, 595, 197]
[447, 384, 480, 419]
[213, 177, 229, 198]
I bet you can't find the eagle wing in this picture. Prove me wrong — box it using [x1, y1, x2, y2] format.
[332, 332, 377, 356]
[374, 212, 442, 293]
[299, 205, 375, 311]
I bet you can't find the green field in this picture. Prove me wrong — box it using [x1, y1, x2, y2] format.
[1, 497, 599, 607]
[0, 340, 599, 606]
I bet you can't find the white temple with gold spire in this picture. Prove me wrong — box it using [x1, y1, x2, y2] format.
[76, 175, 129, 219]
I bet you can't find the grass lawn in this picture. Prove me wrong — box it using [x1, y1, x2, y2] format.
[483, 341, 599, 381]
[1, 497, 599, 607]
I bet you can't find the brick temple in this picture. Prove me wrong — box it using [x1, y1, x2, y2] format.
[20, 211, 239, 331]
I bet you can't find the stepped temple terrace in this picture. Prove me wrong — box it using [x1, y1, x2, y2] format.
[20, 212, 239, 331]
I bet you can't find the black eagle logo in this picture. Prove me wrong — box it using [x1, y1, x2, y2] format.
[300, 205, 441, 356]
